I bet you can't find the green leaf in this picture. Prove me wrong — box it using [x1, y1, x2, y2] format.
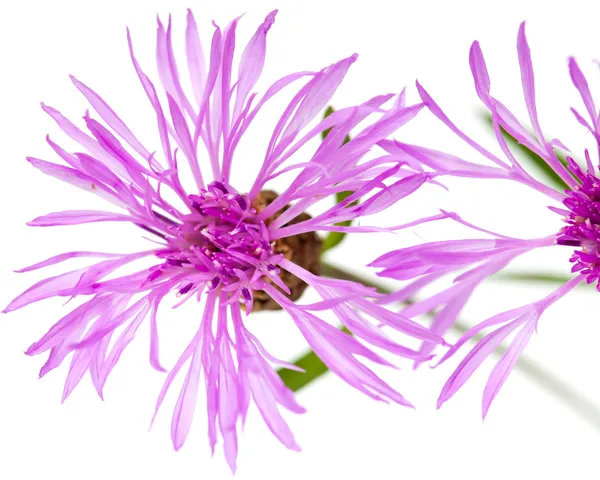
[320, 107, 357, 254]
[481, 112, 570, 191]
[277, 350, 329, 392]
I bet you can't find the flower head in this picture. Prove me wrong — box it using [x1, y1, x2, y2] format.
[374, 22, 598, 416]
[557, 158, 600, 283]
[4, 10, 442, 470]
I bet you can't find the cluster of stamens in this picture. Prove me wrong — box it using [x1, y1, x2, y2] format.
[147, 181, 321, 311]
[557, 159, 600, 287]
[150, 182, 282, 305]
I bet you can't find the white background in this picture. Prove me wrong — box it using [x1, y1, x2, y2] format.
[1, 0, 600, 478]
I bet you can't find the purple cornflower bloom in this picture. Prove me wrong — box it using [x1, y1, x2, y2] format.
[372, 23, 597, 417]
[4, 10, 444, 470]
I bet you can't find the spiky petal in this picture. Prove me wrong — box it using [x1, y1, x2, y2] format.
[5, 10, 441, 469]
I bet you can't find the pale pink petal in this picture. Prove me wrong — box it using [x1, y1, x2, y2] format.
[437, 318, 526, 408]
[70, 75, 152, 159]
[569, 56, 597, 129]
[185, 9, 206, 106]
[517, 22, 545, 143]
[482, 321, 536, 418]
[28, 210, 133, 227]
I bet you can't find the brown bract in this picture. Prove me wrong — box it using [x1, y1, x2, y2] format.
[250, 190, 322, 311]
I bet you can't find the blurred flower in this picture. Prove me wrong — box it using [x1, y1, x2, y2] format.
[374, 22, 595, 417]
[3, 10, 445, 470]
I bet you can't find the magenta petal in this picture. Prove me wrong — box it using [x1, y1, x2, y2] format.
[152, 294, 216, 428]
[70, 75, 151, 159]
[233, 10, 277, 120]
[246, 367, 301, 451]
[5, 268, 89, 313]
[516, 22, 544, 143]
[26, 157, 128, 209]
[15, 251, 123, 273]
[27, 295, 112, 357]
[9, 8, 453, 467]
[148, 293, 167, 372]
[385, 141, 510, 180]
[99, 302, 152, 391]
[415, 81, 508, 168]
[28, 210, 133, 227]
[41, 104, 114, 168]
[280, 55, 357, 146]
[568, 56, 597, 129]
[264, 283, 414, 408]
[437, 318, 524, 408]
[185, 9, 206, 106]
[469, 41, 491, 104]
[171, 337, 204, 450]
[482, 321, 536, 418]
[156, 16, 195, 120]
[60, 296, 136, 401]
[167, 93, 204, 189]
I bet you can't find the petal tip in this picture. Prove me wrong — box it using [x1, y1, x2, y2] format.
[290, 442, 302, 452]
[172, 440, 184, 452]
[2, 300, 16, 313]
[264, 9, 278, 28]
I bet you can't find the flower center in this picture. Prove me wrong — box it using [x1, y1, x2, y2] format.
[154, 182, 321, 310]
[557, 160, 600, 286]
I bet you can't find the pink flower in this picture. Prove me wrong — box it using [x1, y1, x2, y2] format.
[4, 10, 443, 470]
[374, 22, 596, 417]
